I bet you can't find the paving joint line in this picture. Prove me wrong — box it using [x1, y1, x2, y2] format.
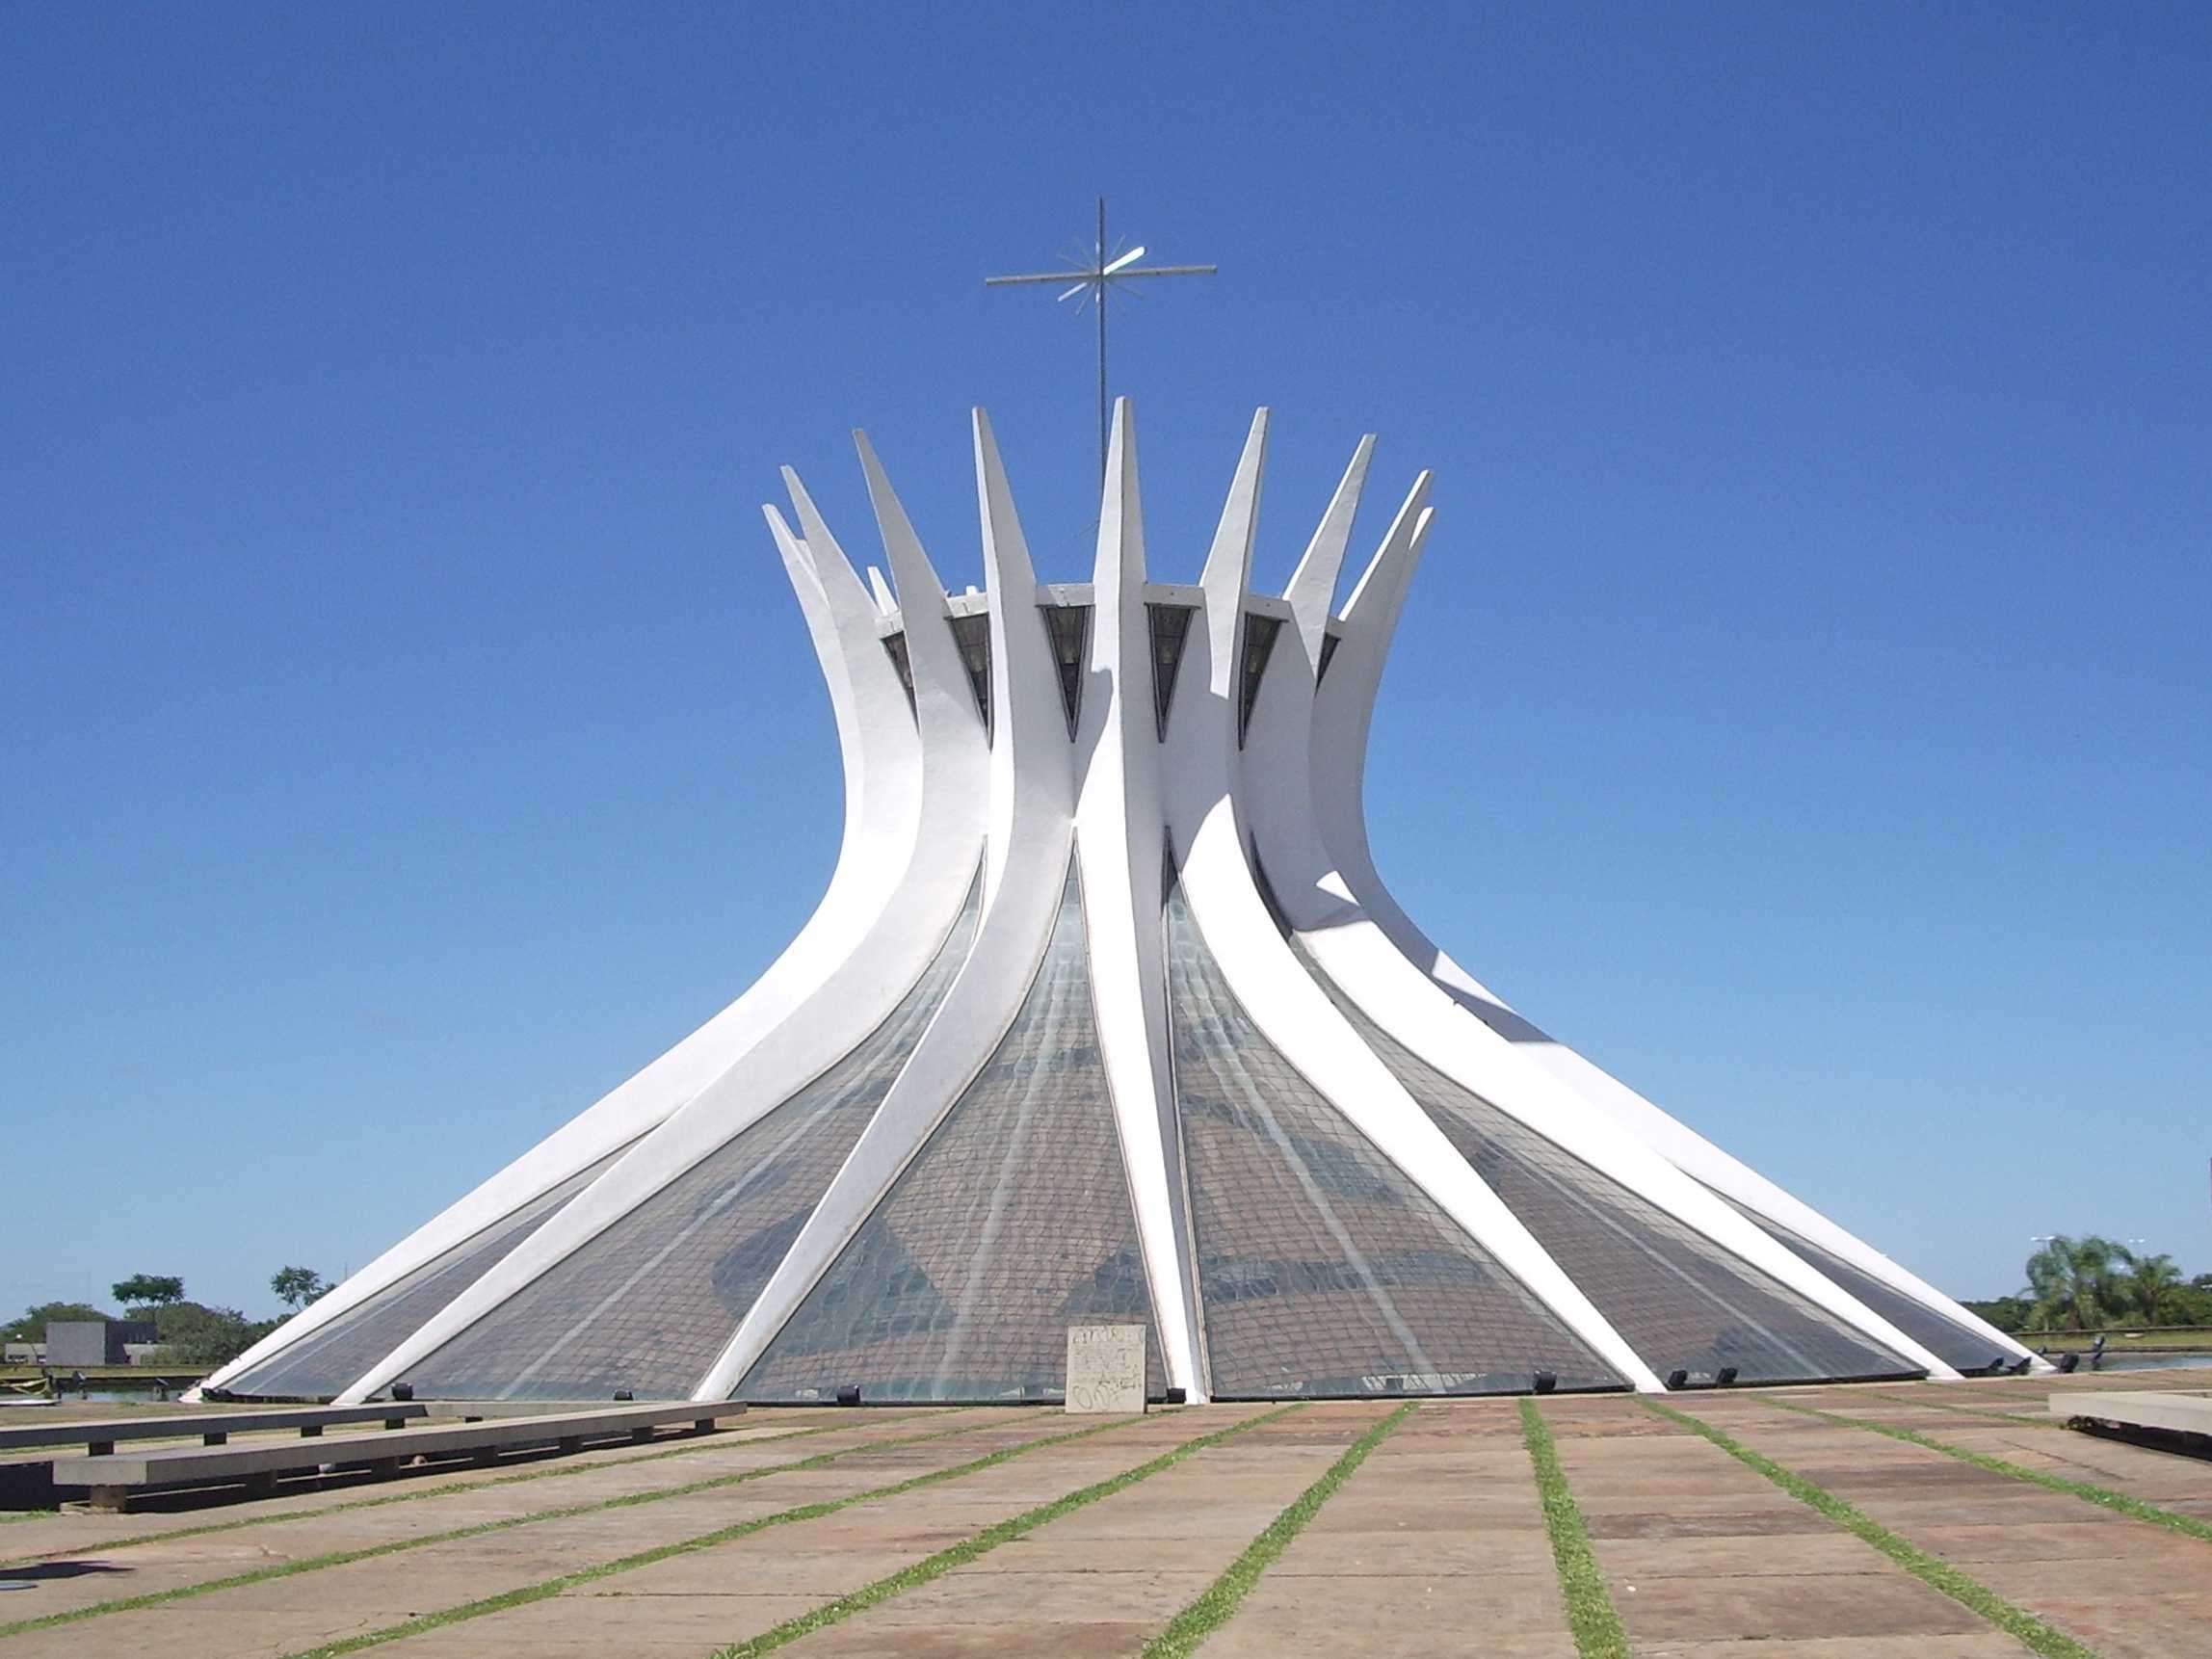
[1139, 1401, 1417, 1659]
[1750, 1392, 2212, 1545]
[0, 1409, 941, 1568]
[1642, 1397, 2102, 1659]
[277, 1406, 1202, 1659]
[1860, 1388, 2059, 1428]
[1521, 1397, 1629, 1659]
[0, 1409, 1014, 1640]
[713, 1402, 1309, 1658]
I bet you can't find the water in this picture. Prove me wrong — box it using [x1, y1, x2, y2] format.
[2083, 1352, 2212, 1374]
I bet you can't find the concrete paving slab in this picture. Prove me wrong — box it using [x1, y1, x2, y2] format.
[1639, 1635, 2041, 1658]
[1195, 1573, 1577, 1659]
[773, 1407, 1363, 1653]
[1616, 1571, 1989, 1642]
[0, 1412, 1093, 1659]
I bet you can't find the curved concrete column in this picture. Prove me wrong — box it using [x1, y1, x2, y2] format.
[337, 464, 988, 1403]
[1071, 400, 1204, 1398]
[1162, 411, 1663, 1394]
[1308, 476, 2036, 1374]
[202, 508, 931, 1397]
[693, 408, 1078, 1400]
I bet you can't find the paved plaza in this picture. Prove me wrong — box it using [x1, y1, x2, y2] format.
[1, 1366, 2206, 1657]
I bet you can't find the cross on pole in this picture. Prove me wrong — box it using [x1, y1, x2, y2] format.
[985, 198, 1216, 479]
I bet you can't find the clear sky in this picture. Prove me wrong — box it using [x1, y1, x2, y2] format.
[6, 5, 2207, 1321]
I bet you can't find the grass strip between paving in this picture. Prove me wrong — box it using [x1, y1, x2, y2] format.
[1520, 1397, 1630, 1659]
[0, 1409, 1003, 1640]
[1643, 1399, 2102, 1659]
[278, 1408, 1194, 1659]
[1138, 1400, 1418, 1659]
[1754, 1393, 2212, 1544]
[0, 1409, 934, 1568]
[715, 1402, 1311, 1659]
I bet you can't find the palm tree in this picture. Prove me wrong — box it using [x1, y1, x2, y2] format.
[2024, 1235, 2133, 1330]
[2125, 1253, 2183, 1325]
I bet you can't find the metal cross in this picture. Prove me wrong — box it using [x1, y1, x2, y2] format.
[986, 198, 1216, 478]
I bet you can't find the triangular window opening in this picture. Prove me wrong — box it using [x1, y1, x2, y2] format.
[1316, 630, 1343, 686]
[1146, 603, 1196, 741]
[1040, 602, 1092, 740]
[946, 612, 992, 737]
[1236, 613, 1284, 747]
[880, 633, 917, 719]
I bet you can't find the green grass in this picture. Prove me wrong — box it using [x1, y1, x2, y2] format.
[0, 1410, 1000, 1640]
[713, 1403, 1307, 1658]
[1753, 1392, 2212, 1544]
[1519, 1398, 1629, 1659]
[1138, 1401, 1418, 1659]
[1643, 1399, 2101, 1659]
[278, 1409, 1187, 1659]
[0, 1408, 934, 1568]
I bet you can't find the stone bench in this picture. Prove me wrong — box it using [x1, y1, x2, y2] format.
[51, 1401, 743, 1511]
[0, 1402, 426, 1457]
[2051, 1389, 2212, 1440]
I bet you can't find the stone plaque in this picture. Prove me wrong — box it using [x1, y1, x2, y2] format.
[1065, 1324, 1147, 1414]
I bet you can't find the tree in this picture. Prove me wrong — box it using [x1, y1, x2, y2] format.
[270, 1267, 329, 1311]
[2023, 1235, 2132, 1330]
[145, 1303, 278, 1369]
[1962, 1295, 2032, 1334]
[111, 1274, 185, 1309]
[2125, 1253, 2185, 1325]
[1, 1302, 116, 1343]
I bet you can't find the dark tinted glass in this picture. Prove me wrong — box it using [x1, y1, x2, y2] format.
[395, 872, 983, 1400]
[1718, 1195, 2007, 1372]
[741, 863, 1164, 1404]
[1299, 945, 1919, 1385]
[1166, 882, 1619, 1398]
[224, 1147, 630, 1400]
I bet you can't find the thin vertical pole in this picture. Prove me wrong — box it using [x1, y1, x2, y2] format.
[1096, 196, 1109, 482]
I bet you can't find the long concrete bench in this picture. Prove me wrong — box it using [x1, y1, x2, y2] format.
[2051, 1389, 2212, 1438]
[52, 1401, 746, 1511]
[0, 1402, 427, 1457]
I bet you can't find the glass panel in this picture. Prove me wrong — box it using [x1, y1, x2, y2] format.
[740, 863, 1165, 1404]
[879, 632, 916, 718]
[1717, 1195, 2011, 1372]
[1236, 612, 1282, 746]
[394, 870, 984, 1400]
[1040, 602, 1092, 738]
[1296, 945, 1920, 1385]
[946, 612, 992, 734]
[1315, 629, 1342, 685]
[1146, 602, 1194, 739]
[224, 1146, 633, 1400]
[1166, 882, 1620, 1398]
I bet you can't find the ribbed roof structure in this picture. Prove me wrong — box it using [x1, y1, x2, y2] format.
[202, 404, 2042, 1406]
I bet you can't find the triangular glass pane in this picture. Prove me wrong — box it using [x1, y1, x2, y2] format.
[1714, 1194, 2010, 1373]
[1236, 613, 1283, 747]
[1040, 602, 1092, 738]
[740, 863, 1165, 1404]
[946, 612, 992, 735]
[394, 870, 985, 1400]
[1296, 944, 1920, 1386]
[1146, 602, 1194, 740]
[1315, 629, 1342, 685]
[1166, 881, 1620, 1397]
[223, 1144, 636, 1400]
[880, 632, 916, 719]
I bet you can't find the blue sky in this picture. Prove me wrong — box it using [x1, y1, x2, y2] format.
[6, 4, 2206, 1319]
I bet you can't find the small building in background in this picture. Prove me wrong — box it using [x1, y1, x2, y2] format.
[44, 1321, 159, 1367]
